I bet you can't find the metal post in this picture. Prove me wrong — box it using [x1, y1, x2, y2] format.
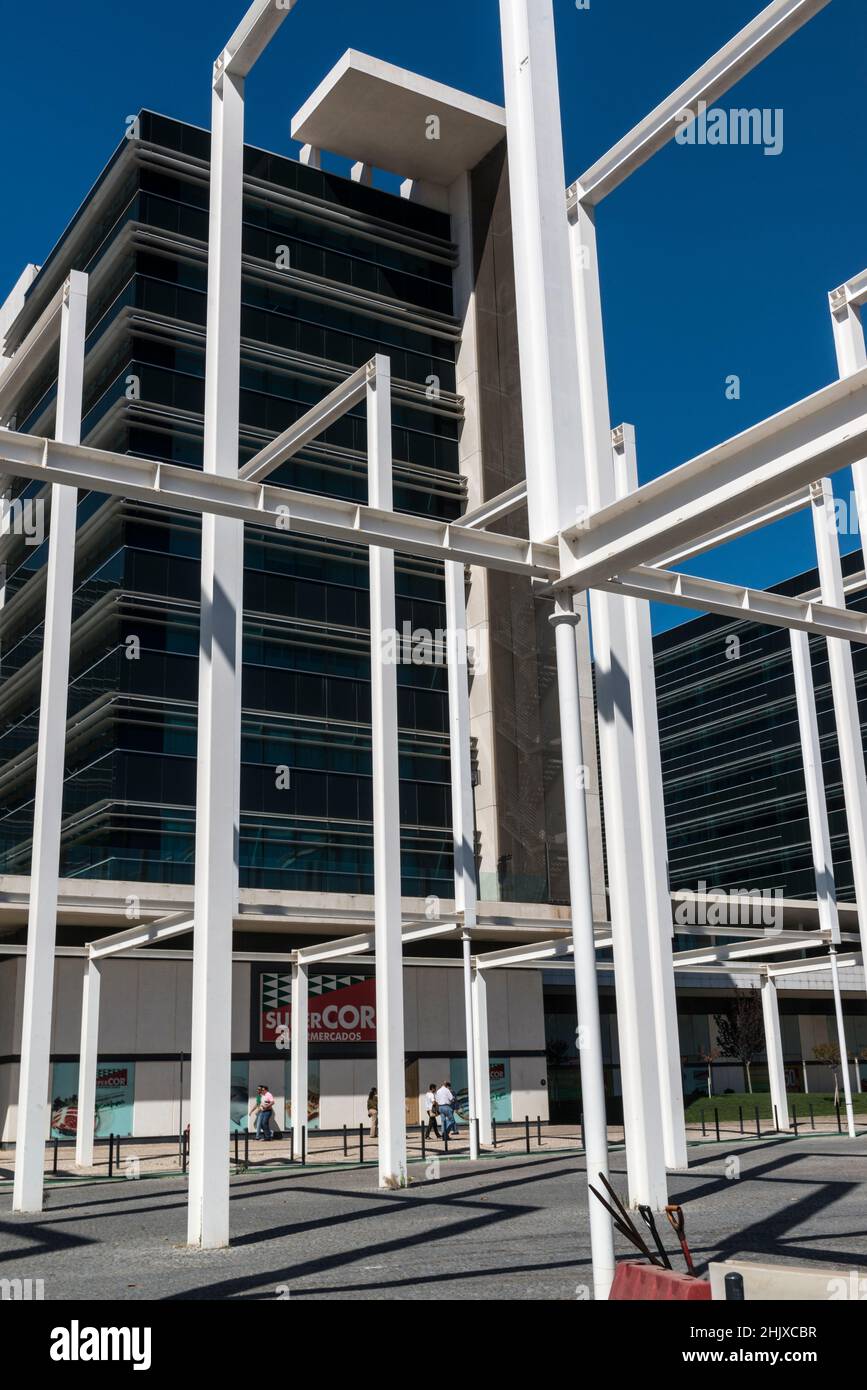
[525, 1115, 530, 1154]
[810, 1103, 815, 1130]
[13, 271, 87, 1213]
[52, 1138, 58, 1175]
[75, 957, 102, 1168]
[359, 1123, 364, 1165]
[755, 1105, 761, 1137]
[367, 356, 407, 1190]
[714, 1108, 720, 1143]
[568, 166, 668, 1212]
[187, 57, 246, 1252]
[471, 967, 492, 1146]
[290, 959, 309, 1160]
[343, 1125, 348, 1159]
[611, 425, 688, 1171]
[550, 601, 616, 1296]
[739, 1105, 744, 1135]
[762, 977, 790, 1132]
[108, 1134, 114, 1178]
[301, 1124, 306, 1166]
[829, 946, 857, 1138]
[445, 557, 480, 1163]
[420, 1122, 426, 1162]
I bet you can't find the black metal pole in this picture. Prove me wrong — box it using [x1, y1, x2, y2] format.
[359, 1123, 364, 1165]
[773, 1104, 779, 1133]
[492, 1117, 497, 1149]
[116, 1135, 121, 1171]
[474, 1118, 480, 1157]
[108, 1133, 114, 1178]
[792, 1105, 798, 1135]
[701, 1111, 706, 1137]
[420, 1122, 426, 1161]
[525, 1115, 530, 1154]
[738, 1104, 744, 1135]
[810, 1103, 815, 1130]
[725, 1271, 746, 1301]
[301, 1125, 307, 1166]
[537, 1115, 542, 1146]
[234, 1131, 239, 1166]
[244, 1129, 249, 1169]
[714, 1107, 720, 1142]
[836, 1101, 842, 1134]
[755, 1105, 761, 1137]
[343, 1124, 347, 1159]
[183, 1131, 189, 1175]
[53, 1137, 59, 1175]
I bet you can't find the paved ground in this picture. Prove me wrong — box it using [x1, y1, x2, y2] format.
[1, 1134, 866, 1300]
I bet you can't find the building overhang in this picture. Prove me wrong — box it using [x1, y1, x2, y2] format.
[291, 50, 506, 186]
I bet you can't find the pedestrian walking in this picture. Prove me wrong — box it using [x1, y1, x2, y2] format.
[251, 1084, 275, 1141]
[435, 1080, 456, 1141]
[367, 1086, 379, 1138]
[424, 1082, 440, 1139]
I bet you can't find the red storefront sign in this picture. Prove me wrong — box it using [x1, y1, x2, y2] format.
[260, 972, 376, 1044]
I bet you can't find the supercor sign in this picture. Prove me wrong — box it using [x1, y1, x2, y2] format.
[260, 972, 376, 1044]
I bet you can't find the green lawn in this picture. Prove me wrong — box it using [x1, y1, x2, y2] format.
[685, 1091, 867, 1121]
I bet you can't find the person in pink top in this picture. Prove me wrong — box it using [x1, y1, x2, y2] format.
[252, 1084, 275, 1141]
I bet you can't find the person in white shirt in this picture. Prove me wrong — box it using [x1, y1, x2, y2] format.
[424, 1083, 439, 1140]
[435, 1081, 456, 1142]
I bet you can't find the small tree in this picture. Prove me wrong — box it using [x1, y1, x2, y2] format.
[813, 1041, 841, 1106]
[714, 987, 765, 1093]
[699, 1045, 720, 1098]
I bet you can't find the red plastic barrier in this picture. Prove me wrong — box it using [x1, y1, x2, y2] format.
[609, 1261, 711, 1301]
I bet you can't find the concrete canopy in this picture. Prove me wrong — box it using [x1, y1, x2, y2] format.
[291, 50, 506, 185]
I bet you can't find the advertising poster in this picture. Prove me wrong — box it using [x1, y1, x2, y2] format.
[260, 971, 375, 1045]
[51, 1062, 136, 1139]
[284, 1059, 320, 1131]
[451, 1057, 511, 1124]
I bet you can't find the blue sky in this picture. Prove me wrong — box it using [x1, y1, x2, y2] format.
[3, 1, 865, 632]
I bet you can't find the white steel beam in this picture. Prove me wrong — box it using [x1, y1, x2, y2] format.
[460, 482, 528, 531]
[476, 936, 575, 971]
[499, 0, 586, 544]
[187, 53, 247, 1252]
[290, 959, 308, 1159]
[220, 0, 296, 82]
[239, 361, 370, 484]
[445, 558, 480, 1159]
[761, 976, 790, 1131]
[575, 0, 830, 207]
[613, 425, 687, 1171]
[13, 271, 87, 1213]
[471, 967, 492, 1147]
[296, 919, 460, 967]
[768, 954, 860, 978]
[89, 912, 194, 961]
[570, 178, 668, 1212]
[0, 430, 558, 580]
[674, 932, 827, 967]
[367, 354, 407, 1188]
[558, 367, 867, 590]
[655, 489, 810, 568]
[790, 628, 840, 943]
[74, 958, 101, 1169]
[811, 478, 867, 971]
[598, 565, 867, 644]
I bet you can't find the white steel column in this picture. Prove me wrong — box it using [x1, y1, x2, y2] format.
[445, 558, 479, 1159]
[810, 477, 867, 970]
[471, 966, 492, 1146]
[368, 355, 407, 1188]
[569, 208, 668, 1207]
[613, 424, 688, 1171]
[500, 0, 666, 1212]
[829, 284, 867, 530]
[187, 63, 246, 1250]
[13, 271, 87, 1212]
[74, 958, 102, 1168]
[829, 947, 856, 1138]
[551, 599, 616, 1299]
[290, 959, 309, 1158]
[761, 976, 790, 1132]
[790, 625, 856, 1138]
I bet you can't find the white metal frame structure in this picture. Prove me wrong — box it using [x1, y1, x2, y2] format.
[4, 0, 864, 1300]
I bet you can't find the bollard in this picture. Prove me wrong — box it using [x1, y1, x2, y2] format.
[234, 1131, 239, 1167]
[53, 1137, 59, 1175]
[755, 1106, 761, 1137]
[302, 1125, 307, 1166]
[714, 1108, 720, 1143]
[474, 1118, 480, 1157]
[701, 1111, 706, 1138]
[420, 1123, 426, 1162]
[116, 1136, 121, 1171]
[773, 1105, 779, 1134]
[343, 1124, 348, 1159]
[725, 1271, 745, 1302]
[359, 1123, 364, 1165]
[444, 1124, 449, 1155]
[792, 1105, 798, 1135]
[244, 1129, 249, 1169]
[738, 1105, 744, 1136]
[836, 1101, 842, 1135]
[525, 1115, 530, 1155]
[809, 1103, 815, 1130]
[492, 1117, 497, 1149]
[183, 1131, 189, 1175]
[108, 1133, 115, 1178]
[537, 1115, 542, 1147]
